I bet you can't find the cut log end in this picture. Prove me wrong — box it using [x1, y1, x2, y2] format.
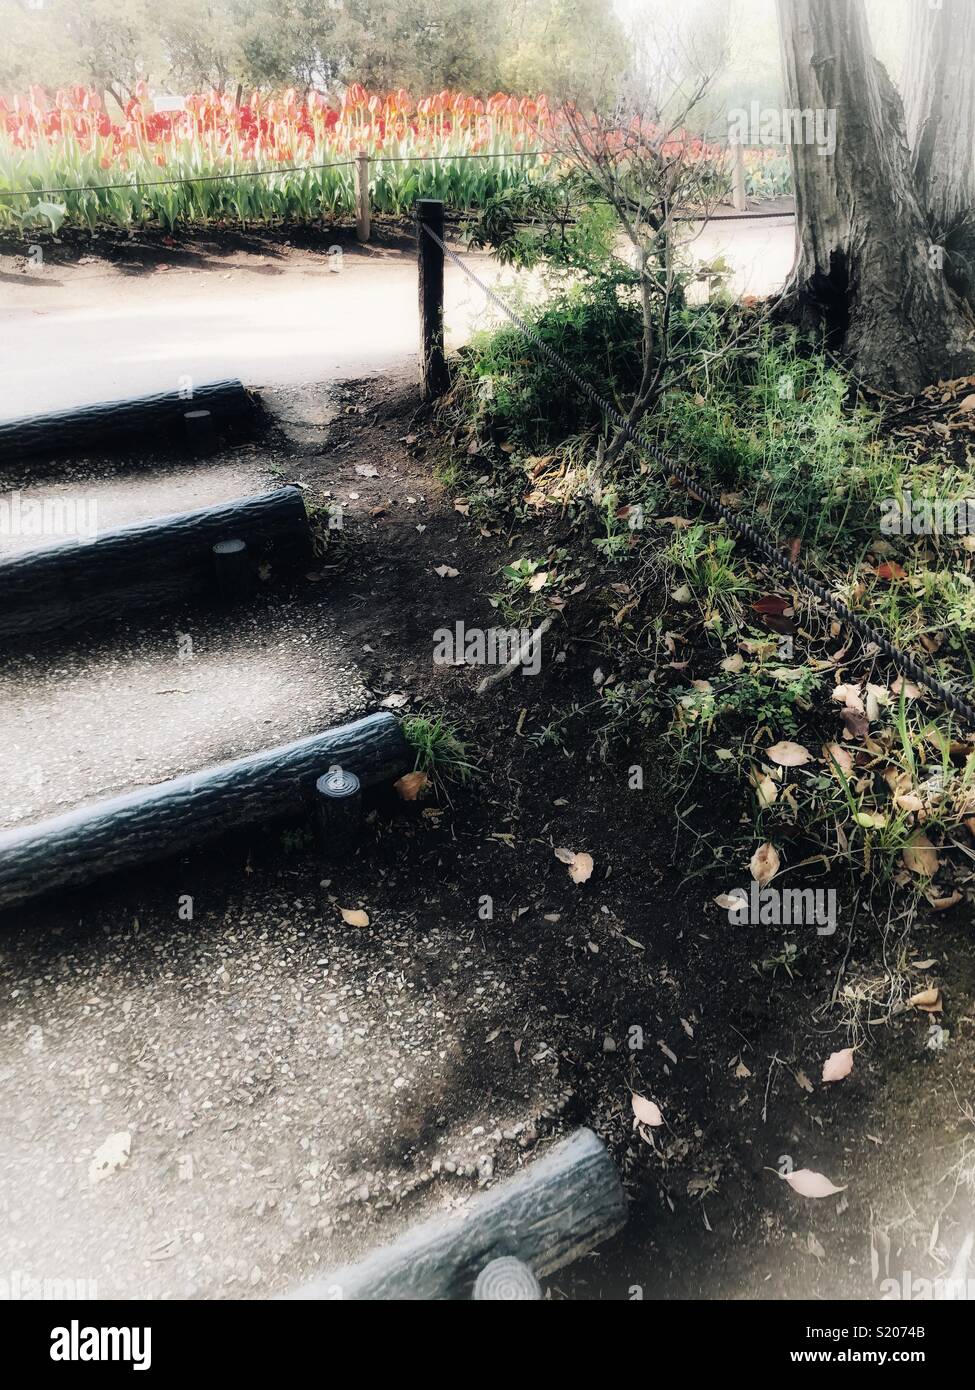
[288, 1126, 626, 1300]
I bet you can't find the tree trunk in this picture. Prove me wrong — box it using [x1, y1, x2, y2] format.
[776, 0, 975, 393]
[904, 0, 975, 310]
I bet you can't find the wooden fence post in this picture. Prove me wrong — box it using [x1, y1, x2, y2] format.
[356, 152, 371, 243]
[417, 198, 449, 400]
[731, 138, 747, 212]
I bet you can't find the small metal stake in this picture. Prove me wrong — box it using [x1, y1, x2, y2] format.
[211, 537, 253, 602]
[184, 407, 216, 454]
[314, 766, 362, 850]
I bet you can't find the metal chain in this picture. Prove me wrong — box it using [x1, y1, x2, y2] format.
[421, 219, 975, 728]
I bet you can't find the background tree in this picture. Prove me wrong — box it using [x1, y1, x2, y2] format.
[0, 0, 629, 98]
[903, 0, 975, 312]
[776, 0, 974, 393]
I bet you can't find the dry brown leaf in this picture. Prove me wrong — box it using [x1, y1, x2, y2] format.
[394, 771, 430, 801]
[823, 742, 854, 777]
[781, 1168, 847, 1198]
[89, 1131, 131, 1185]
[749, 841, 780, 885]
[926, 889, 962, 911]
[832, 682, 865, 713]
[555, 847, 593, 883]
[901, 831, 940, 877]
[340, 908, 370, 927]
[631, 1094, 664, 1127]
[908, 987, 943, 1012]
[748, 767, 778, 807]
[568, 851, 594, 884]
[767, 740, 812, 767]
[822, 1047, 855, 1083]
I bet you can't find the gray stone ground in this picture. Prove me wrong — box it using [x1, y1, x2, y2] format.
[0, 353, 571, 1299]
[0, 877, 567, 1298]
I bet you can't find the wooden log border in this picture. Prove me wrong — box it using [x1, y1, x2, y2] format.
[0, 379, 257, 462]
[288, 1127, 627, 1301]
[0, 712, 409, 912]
[0, 485, 309, 639]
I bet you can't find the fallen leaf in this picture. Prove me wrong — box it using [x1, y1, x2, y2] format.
[766, 740, 811, 767]
[823, 742, 854, 777]
[908, 987, 943, 1012]
[781, 1168, 847, 1198]
[901, 831, 940, 877]
[751, 770, 778, 807]
[394, 771, 429, 801]
[832, 682, 865, 713]
[926, 889, 962, 911]
[340, 908, 370, 927]
[822, 1048, 855, 1083]
[864, 683, 889, 722]
[750, 842, 780, 885]
[876, 561, 907, 582]
[752, 594, 791, 615]
[568, 852, 593, 883]
[89, 1131, 131, 1185]
[555, 847, 594, 883]
[631, 1094, 664, 1127]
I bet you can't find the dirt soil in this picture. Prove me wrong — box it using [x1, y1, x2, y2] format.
[1, 243, 973, 1303]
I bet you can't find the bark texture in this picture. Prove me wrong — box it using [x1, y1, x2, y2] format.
[0, 486, 308, 640]
[777, 0, 974, 392]
[288, 1127, 626, 1300]
[0, 713, 409, 911]
[904, 0, 975, 309]
[0, 379, 255, 462]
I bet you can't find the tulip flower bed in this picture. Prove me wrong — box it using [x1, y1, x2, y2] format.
[0, 81, 794, 235]
[741, 146, 792, 200]
[0, 82, 555, 233]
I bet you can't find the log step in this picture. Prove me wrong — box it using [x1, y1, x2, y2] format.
[0, 379, 256, 462]
[0, 712, 409, 911]
[288, 1127, 627, 1300]
[0, 485, 309, 640]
